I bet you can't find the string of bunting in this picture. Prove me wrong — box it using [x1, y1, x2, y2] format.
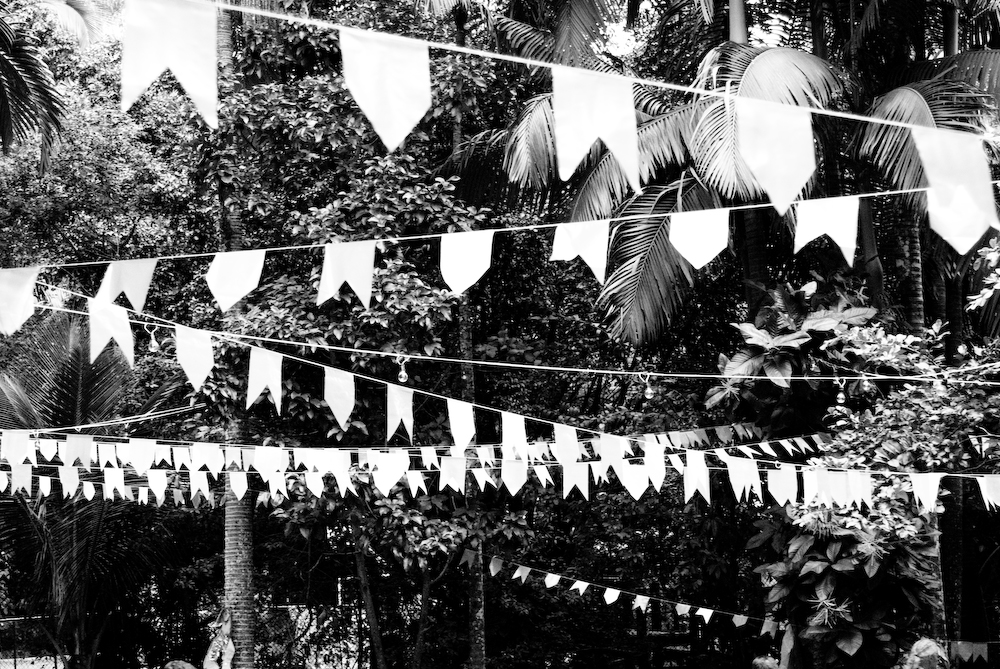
[116, 0, 1000, 258]
[473, 553, 993, 662]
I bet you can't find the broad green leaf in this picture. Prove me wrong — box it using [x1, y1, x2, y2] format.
[836, 631, 864, 656]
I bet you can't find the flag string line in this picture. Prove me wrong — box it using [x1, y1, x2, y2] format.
[34, 289, 958, 385]
[171, 0, 1000, 142]
[17, 181, 997, 272]
[486, 553, 769, 624]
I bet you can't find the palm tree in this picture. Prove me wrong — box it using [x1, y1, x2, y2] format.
[0, 313, 170, 669]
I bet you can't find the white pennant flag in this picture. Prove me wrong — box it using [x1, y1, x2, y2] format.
[911, 126, 999, 253]
[371, 450, 410, 496]
[570, 580, 589, 595]
[96, 258, 157, 311]
[172, 446, 192, 471]
[489, 557, 503, 576]
[698, 608, 714, 623]
[846, 470, 873, 509]
[406, 470, 426, 497]
[229, 471, 249, 501]
[386, 385, 414, 440]
[676, 603, 691, 615]
[317, 241, 377, 308]
[604, 588, 621, 604]
[683, 450, 711, 503]
[191, 443, 224, 473]
[328, 449, 356, 497]
[324, 367, 356, 430]
[732, 615, 748, 627]
[441, 230, 495, 294]
[550, 221, 611, 284]
[512, 565, 531, 583]
[88, 298, 134, 367]
[82, 480, 96, 500]
[501, 457, 528, 495]
[794, 196, 860, 266]
[246, 347, 283, 413]
[544, 573, 561, 588]
[448, 399, 476, 448]
[736, 97, 815, 215]
[643, 436, 666, 491]
[534, 464, 553, 488]
[104, 468, 127, 500]
[98, 442, 118, 468]
[190, 470, 212, 499]
[562, 460, 589, 499]
[0, 267, 39, 335]
[551, 65, 640, 191]
[718, 452, 761, 502]
[340, 28, 431, 152]
[205, 250, 266, 312]
[669, 209, 730, 270]
[501, 412, 529, 460]
[551, 424, 580, 466]
[420, 446, 439, 470]
[617, 461, 650, 500]
[633, 595, 650, 612]
[175, 325, 214, 391]
[10, 464, 30, 494]
[767, 464, 798, 505]
[910, 472, 944, 512]
[147, 470, 168, 504]
[439, 456, 466, 493]
[121, 0, 217, 126]
[2, 431, 33, 465]
[0, 471, 7, 493]
[58, 466, 79, 497]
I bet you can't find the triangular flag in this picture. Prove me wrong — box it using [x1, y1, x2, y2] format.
[190, 470, 211, 499]
[439, 456, 466, 493]
[386, 385, 414, 440]
[121, 0, 217, 126]
[760, 619, 778, 637]
[317, 241, 377, 308]
[0, 470, 7, 493]
[534, 464, 553, 488]
[420, 447, 439, 470]
[978, 476, 1000, 510]
[846, 470, 873, 509]
[551, 65, 640, 191]
[37, 437, 56, 463]
[304, 472, 325, 498]
[732, 615, 748, 627]
[501, 412, 529, 460]
[246, 347, 283, 413]
[544, 573, 561, 588]
[570, 580, 589, 595]
[175, 325, 214, 391]
[476, 446, 496, 467]
[489, 557, 503, 576]
[104, 468, 125, 500]
[327, 449, 355, 497]
[616, 461, 650, 500]
[470, 467, 493, 491]
[718, 452, 761, 502]
[371, 450, 409, 495]
[562, 460, 589, 499]
[632, 595, 650, 612]
[767, 464, 798, 505]
[172, 446, 192, 470]
[683, 450, 710, 503]
[88, 298, 134, 367]
[501, 457, 528, 495]
[441, 230, 495, 294]
[911, 126, 998, 253]
[58, 466, 79, 497]
[406, 470, 426, 497]
[324, 367, 356, 430]
[95, 258, 157, 311]
[666, 453, 685, 475]
[736, 97, 815, 215]
[676, 603, 691, 615]
[551, 424, 580, 465]
[550, 221, 611, 284]
[794, 196, 860, 266]
[604, 588, 621, 605]
[190, 443, 225, 473]
[204, 250, 266, 312]
[0, 267, 39, 335]
[644, 437, 666, 491]
[98, 442, 118, 468]
[802, 468, 821, 504]
[82, 480, 96, 500]
[448, 399, 476, 448]
[147, 469, 168, 503]
[669, 208, 730, 270]
[512, 565, 531, 583]
[252, 445, 286, 473]
[229, 471, 249, 501]
[698, 608, 714, 623]
[2, 431, 33, 465]
[340, 28, 431, 152]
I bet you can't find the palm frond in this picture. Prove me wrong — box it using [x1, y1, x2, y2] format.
[555, 0, 612, 65]
[570, 101, 705, 220]
[596, 172, 721, 344]
[848, 0, 891, 51]
[903, 50, 1000, 105]
[494, 15, 555, 61]
[41, 0, 107, 47]
[689, 43, 842, 200]
[856, 79, 995, 208]
[0, 17, 64, 165]
[503, 93, 557, 189]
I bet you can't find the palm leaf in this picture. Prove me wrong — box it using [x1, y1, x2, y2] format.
[689, 43, 842, 200]
[855, 78, 995, 209]
[596, 172, 721, 343]
[570, 100, 706, 221]
[494, 15, 555, 62]
[503, 93, 557, 189]
[41, 0, 107, 47]
[902, 50, 1000, 105]
[555, 0, 612, 65]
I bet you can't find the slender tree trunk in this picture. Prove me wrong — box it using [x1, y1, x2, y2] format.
[224, 481, 255, 669]
[944, 5, 959, 57]
[945, 270, 964, 365]
[410, 572, 433, 669]
[941, 477, 964, 641]
[901, 217, 925, 331]
[468, 546, 486, 669]
[739, 210, 770, 321]
[857, 199, 886, 311]
[650, 582, 663, 669]
[810, 0, 826, 59]
[352, 519, 388, 669]
[728, 0, 748, 43]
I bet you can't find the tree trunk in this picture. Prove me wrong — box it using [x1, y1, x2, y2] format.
[650, 582, 663, 669]
[810, 0, 826, 59]
[739, 210, 770, 322]
[410, 572, 433, 669]
[944, 5, 959, 57]
[857, 199, 886, 311]
[901, 216, 925, 331]
[224, 481, 255, 669]
[940, 477, 964, 641]
[729, 0, 748, 43]
[468, 546, 486, 669]
[352, 519, 389, 669]
[945, 269, 964, 366]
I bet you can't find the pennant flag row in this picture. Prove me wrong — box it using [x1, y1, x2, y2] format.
[120, 0, 1000, 255]
[479, 552, 779, 635]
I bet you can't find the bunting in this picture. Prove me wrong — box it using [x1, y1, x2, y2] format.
[95, 258, 158, 311]
[669, 209, 730, 269]
[205, 250, 266, 312]
[88, 298, 135, 367]
[440, 230, 495, 294]
[316, 241, 377, 308]
[793, 196, 860, 266]
[550, 221, 611, 284]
